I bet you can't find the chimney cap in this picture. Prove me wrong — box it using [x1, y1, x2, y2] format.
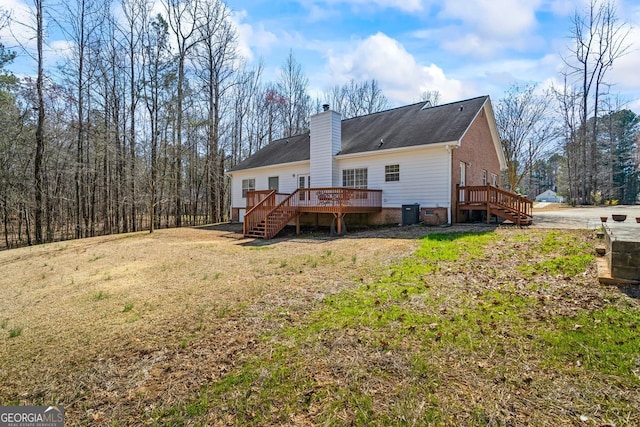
[322, 104, 330, 112]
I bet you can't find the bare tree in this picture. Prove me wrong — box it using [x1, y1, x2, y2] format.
[553, 76, 582, 202]
[563, 0, 630, 203]
[142, 14, 171, 232]
[324, 79, 389, 119]
[33, 0, 45, 244]
[163, 0, 202, 226]
[419, 90, 441, 106]
[277, 50, 311, 137]
[496, 83, 558, 194]
[193, 0, 237, 223]
[120, 0, 150, 231]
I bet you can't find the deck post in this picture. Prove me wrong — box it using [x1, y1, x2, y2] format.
[331, 213, 346, 236]
[455, 184, 460, 223]
[296, 214, 300, 235]
[486, 186, 491, 224]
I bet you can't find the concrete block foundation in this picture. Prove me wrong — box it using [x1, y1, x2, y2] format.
[603, 222, 640, 282]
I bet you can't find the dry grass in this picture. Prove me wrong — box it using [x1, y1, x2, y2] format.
[1, 224, 638, 426]
[0, 224, 429, 424]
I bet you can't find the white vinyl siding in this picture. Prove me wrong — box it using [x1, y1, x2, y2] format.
[310, 110, 341, 187]
[230, 162, 309, 208]
[337, 146, 449, 208]
[231, 145, 451, 211]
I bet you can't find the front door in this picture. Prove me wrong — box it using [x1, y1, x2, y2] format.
[298, 175, 310, 201]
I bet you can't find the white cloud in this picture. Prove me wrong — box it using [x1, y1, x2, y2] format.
[230, 10, 278, 62]
[438, 0, 541, 37]
[427, 0, 546, 58]
[0, 0, 36, 50]
[302, 0, 424, 14]
[325, 32, 469, 104]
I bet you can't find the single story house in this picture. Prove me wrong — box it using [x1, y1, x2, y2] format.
[535, 189, 564, 203]
[227, 95, 532, 238]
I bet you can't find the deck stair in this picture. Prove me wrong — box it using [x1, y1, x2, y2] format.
[458, 185, 533, 226]
[243, 187, 383, 239]
[243, 191, 299, 239]
[491, 206, 532, 225]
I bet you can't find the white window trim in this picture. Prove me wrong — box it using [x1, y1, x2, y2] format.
[343, 168, 368, 188]
[242, 178, 255, 198]
[385, 164, 400, 182]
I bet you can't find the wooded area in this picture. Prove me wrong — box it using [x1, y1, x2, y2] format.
[0, 0, 390, 249]
[495, 0, 638, 205]
[0, 0, 638, 250]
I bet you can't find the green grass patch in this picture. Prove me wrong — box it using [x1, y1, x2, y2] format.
[148, 229, 638, 425]
[518, 231, 594, 277]
[520, 253, 593, 277]
[8, 326, 23, 338]
[92, 291, 110, 301]
[152, 231, 500, 424]
[88, 253, 105, 262]
[540, 306, 640, 380]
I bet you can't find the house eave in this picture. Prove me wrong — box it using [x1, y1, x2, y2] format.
[226, 159, 309, 176]
[335, 140, 460, 160]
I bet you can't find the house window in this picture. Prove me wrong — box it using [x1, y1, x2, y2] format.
[385, 164, 400, 182]
[242, 178, 255, 198]
[343, 168, 368, 188]
[482, 169, 488, 186]
[268, 176, 279, 191]
[491, 173, 498, 187]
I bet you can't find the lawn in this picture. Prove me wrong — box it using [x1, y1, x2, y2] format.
[0, 224, 638, 426]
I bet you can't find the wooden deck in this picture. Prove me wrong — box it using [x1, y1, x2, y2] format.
[457, 185, 533, 225]
[243, 185, 531, 239]
[244, 188, 382, 239]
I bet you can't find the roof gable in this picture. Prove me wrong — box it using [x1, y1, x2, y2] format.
[229, 95, 492, 172]
[340, 96, 487, 155]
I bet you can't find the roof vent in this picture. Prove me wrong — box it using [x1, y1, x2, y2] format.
[378, 138, 384, 148]
[322, 104, 330, 112]
[459, 106, 464, 111]
[421, 101, 432, 109]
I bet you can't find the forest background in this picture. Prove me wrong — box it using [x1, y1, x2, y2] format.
[0, 0, 638, 249]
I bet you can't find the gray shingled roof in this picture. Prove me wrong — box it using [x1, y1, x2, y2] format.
[228, 95, 488, 172]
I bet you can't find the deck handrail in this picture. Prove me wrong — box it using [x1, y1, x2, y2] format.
[244, 187, 384, 238]
[297, 187, 383, 210]
[263, 190, 300, 239]
[243, 190, 276, 235]
[458, 185, 533, 225]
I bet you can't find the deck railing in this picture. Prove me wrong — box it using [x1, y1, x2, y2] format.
[458, 185, 533, 224]
[246, 190, 290, 209]
[244, 190, 275, 236]
[244, 187, 383, 238]
[296, 187, 382, 211]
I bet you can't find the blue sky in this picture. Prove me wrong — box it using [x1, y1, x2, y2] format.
[227, 0, 640, 110]
[3, 0, 640, 111]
